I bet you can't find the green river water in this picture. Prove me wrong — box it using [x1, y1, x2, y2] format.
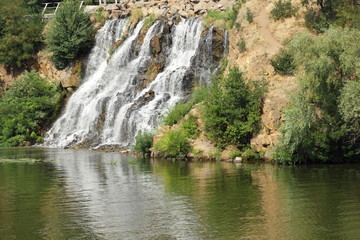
[0, 148, 359, 240]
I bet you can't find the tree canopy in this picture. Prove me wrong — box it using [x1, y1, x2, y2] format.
[274, 27, 360, 163]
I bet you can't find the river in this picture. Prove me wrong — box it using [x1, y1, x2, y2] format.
[0, 148, 359, 240]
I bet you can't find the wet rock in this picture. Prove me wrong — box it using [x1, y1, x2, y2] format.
[144, 89, 155, 100]
[150, 34, 162, 54]
[234, 157, 242, 163]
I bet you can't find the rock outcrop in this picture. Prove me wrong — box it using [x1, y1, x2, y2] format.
[86, 0, 235, 20]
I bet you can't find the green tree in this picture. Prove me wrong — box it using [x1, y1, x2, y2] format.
[203, 67, 267, 149]
[45, 0, 94, 69]
[0, 0, 42, 69]
[0, 71, 63, 146]
[303, 0, 359, 32]
[339, 80, 360, 152]
[132, 131, 154, 155]
[274, 27, 360, 164]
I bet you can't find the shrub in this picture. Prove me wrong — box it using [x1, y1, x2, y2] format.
[0, 71, 63, 146]
[270, 49, 295, 75]
[162, 85, 208, 126]
[154, 129, 191, 159]
[242, 148, 264, 161]
[237, 38, 246, 53]
[0, 0, 43, 69]
[203, 67, 267, 149]
[229, 148, 241, 159]
[304, 8, 330, 33]
[180, 115, 199, 139]
[270, 0, 297, 20]
[132, 131, 154, 155]
[45, 0, 94, 69]
[246, 8, 254, 23]
[163, 102, 193, 126]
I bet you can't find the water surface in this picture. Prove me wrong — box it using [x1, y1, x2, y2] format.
[0, 148, 359, 239]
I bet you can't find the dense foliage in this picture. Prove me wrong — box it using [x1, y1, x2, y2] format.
[154, 129, 192, 159]
[180, 115, 199, 139]
[203, 67, 267, 149]
[274, 27, 360, 164]
[303, 0, 360, 33]
[270, 0, 298, 20]
[0, 0, 43, 69]
[0, 72, 63, 146]
[45, 0, 94, 69]
[270, 49, 295, 75]
[132, 131, 154, 155]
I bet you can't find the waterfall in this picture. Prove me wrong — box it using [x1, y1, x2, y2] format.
[45, 17, 225, 149]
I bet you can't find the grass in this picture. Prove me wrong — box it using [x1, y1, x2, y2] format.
[203, 3, 240, 30]
[129, 8, 143, 27]
[143, 14, 157, 30]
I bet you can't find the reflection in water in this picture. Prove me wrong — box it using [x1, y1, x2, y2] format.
[0, 148, 360, 240]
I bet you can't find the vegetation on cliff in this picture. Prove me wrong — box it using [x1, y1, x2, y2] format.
[0, 72, 64, 146]
[152, 65, 267, 159]
[302, 0, 360, 33]
[203, 67, 267, 149]
[274, 27, 360, 164]
[45, 0, 94, 69]
[0, 0, 43, 69]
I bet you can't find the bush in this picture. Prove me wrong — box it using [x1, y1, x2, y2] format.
[162, 85, 208, 126]
[203, 67, 267, 149]
[45, 0, 94, 69]
[0, 0, 43, 69]
[242, 148, 264, 161]
[270, 0, 297, 20]
[180, 115, 199, 139]
[237, 38, 246, 53]
[154, 129, 192, 159]
[0, 71, 63, 146]
[304, 8, 330, 33]
[132, 131, 154, 155]
[229, 148, 241, 159]
[246, 8, 254, 23]
[270, 49, 295, 75]
[163, 102, 193, 126]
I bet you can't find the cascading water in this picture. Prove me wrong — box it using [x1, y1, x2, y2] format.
[45, 17, 226, 149]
